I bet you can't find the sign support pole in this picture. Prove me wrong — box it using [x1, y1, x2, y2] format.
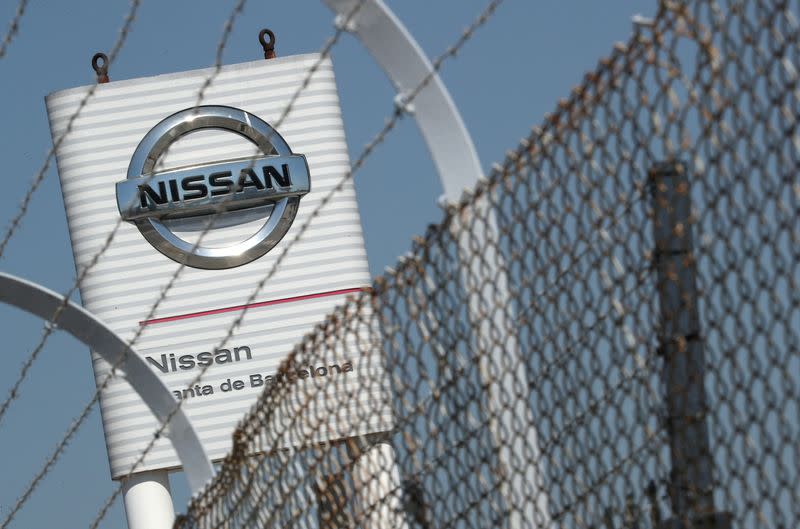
[352, 441, 409, 529]
[122, 471, 175, 529]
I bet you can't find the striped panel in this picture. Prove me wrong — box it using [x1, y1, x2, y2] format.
[46, 55, 391, 479]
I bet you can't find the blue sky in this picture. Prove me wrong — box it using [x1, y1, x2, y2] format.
[0, 1, 653, 527]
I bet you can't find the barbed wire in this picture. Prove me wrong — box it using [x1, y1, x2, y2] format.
[0, 0, 141, 259]
[0, 0, 28, 60]
[0, 203, 132, 427]
[174, 1, 799, 528]
[0, 354, 117, 529]
[0, 0, 368, 427]
[2, 0, 502, 524]
[0, 0, 373, 525]
[0, 0, 257, 431]
[0, 0, 144, 427]
[75, 1, 505, 528]
[193, 0, 247, 107]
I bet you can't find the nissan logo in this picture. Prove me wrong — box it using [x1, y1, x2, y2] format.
[116, 105, 310, 269]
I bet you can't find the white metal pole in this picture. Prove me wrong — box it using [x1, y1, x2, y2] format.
[352, 442, 410, 529]
[322, 0, 483, 198]
[454, 199, 551, 529]
[319, 3, 550, 525]
[315, 3, 548, 525]
[122, 470, 175, 529]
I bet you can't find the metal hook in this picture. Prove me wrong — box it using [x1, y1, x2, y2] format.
[259, 29, 276, 59]
[92, 52, 110, 83]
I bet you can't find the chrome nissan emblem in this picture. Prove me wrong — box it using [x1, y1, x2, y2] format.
[116, 105, 310, 269]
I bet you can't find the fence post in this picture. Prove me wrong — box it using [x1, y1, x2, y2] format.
[649, 162, 729, 529]
[452, 194, 551, 529]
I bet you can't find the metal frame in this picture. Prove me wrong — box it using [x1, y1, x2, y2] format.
[0, 272, 214, 494]
[649, 162, 731, 529]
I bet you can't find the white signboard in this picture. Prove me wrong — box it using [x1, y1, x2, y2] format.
[46, 55, 391, 478]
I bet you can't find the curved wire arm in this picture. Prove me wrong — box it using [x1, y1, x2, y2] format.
[0, 272, 214, 494]
[322, 0, 484, 201]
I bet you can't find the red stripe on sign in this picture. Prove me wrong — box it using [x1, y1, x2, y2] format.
[140, 287, 367, 326]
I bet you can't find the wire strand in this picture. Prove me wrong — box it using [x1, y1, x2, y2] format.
[0, 0, 28, 60]
[0, 0, 142, 428]
[4, 0, 501, 526]
[0, 0, 366, 429]
[80, 2, 505, 528]
[0, 0, 370, 428]
[0, 0, 140, 259]
[0, 1, 370, 526]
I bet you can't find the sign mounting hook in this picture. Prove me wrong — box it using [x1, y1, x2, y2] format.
[259, 28, 276, 59]
[91, 52, 109, 83]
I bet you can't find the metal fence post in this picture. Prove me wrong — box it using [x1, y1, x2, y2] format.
[453, 195, 551, 529]
[649, 162, 729, 529]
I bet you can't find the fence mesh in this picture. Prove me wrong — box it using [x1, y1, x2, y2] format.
[175, 0, 800, 527]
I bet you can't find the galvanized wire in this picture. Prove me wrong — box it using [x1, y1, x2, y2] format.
[193, 0, 248, 107]
[0, 0, 260, 437]
[77, 2, 502, 528]
[165, 1, 800, 528]
[0, 0, 140, 259]
[0, 3, 267, 527]
[0, 0, 355, 438]
[0, 0, 142, 434]
[0, 0, 28, 60]
[1, 0, 380, 521]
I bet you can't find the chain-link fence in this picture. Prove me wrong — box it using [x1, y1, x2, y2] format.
[174, 0, 800, 527]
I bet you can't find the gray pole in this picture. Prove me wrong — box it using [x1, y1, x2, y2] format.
[649, 162, 729, 529]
